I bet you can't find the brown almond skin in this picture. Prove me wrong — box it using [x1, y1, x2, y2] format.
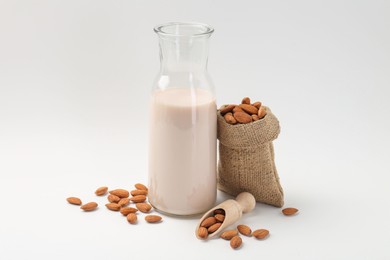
[200, 216, 217, 228]
[95, 186, 108, 196]
[220, 230, 238, 240]
[130, 190, 148, 196]
[80, 202, 98, 211]
[258, 106, 267, 119]
[214, 214, 225, 223]
[234, 111, 252, 124]
[105, 203, 121, 211]
[241, 97, 250, 105]
[136, 203, 152, 213]
[252, 101, 262, 109]
[282, 207, 299, 216]
[109, 189, 129, 198]
[253, 229, 269, 239]
[252, 114, 260, 121]
[127, 213, 137, 224]
[120, 207, 138, 216]
[145, 215, 162, 223]
[134, 183, 148, 191]
[220, 104, 236, 115]
[130, 195, 146, 203]
[198, 227, 209, 239]
[118, 198, 130, 207]
[67, 197, 82, 205]
[214, 209, 225, 215]
[239, 104, 259, 115]
[224, 112, 237, 125]
[107, 194, 121, 203]
[237, 225, 252, 236]
[233, 106, 243, 113]
[207, 223, 222, 233]
[230, 236, 242, 249]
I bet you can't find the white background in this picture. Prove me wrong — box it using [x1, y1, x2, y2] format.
[0, 0, 389, 259]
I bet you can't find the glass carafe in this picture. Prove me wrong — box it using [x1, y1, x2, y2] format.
[148, 22, 217, 216]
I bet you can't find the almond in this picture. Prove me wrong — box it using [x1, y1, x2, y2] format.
[130, 195, 146, 203]
[252, 114, 260, 121]
[136, 203, 152, 213]
[67, 197, 82, 205]
[198, 227, 208, 239]
[224, 112, 237, 125]
[200, 216, 217, 228]
[253, 229, 269, 239]
[237, 225, 252, 236]
[220, 230, 238, 240]
[134, 183, 148, 191]
[207, 223, 222, 233]
[107, 194, 121, 203]
[105, 203, 121, 211]
[118, 198, 130, 207]
[109, 189, 129, 198]
[127, 213, 137, 224]
[282, 207, 299, 216]
[214, 209, 225, 215]
[252, 101, 262, 109]
[145, 215, 162, 223]
[239, 104, 259, 115]
[130, 190, 148, 196]
[234, 111, 252, 124]
[220, 104, 236, 115]
[214, 214, 225, 223]
[230, 236, 242, 249]
[241, 97, 250, 105]
[233, 106, 243, 113]
[95, 186, 108, 196]
[120, 207, 138, 216]
[258, 106, 267, 119]
[80, 202, 98, 211]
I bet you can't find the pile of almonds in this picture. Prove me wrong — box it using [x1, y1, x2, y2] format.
[66, 183, 162, 224]
[219, 97, 267, 124]
[197, 207, 299, 250]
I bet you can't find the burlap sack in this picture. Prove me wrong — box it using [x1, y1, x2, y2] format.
[217, 106, 284, 207]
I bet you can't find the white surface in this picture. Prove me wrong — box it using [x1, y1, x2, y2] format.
[0, 0, 389, 259]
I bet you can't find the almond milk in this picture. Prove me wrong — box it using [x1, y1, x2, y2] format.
[148, 87, 217, 216]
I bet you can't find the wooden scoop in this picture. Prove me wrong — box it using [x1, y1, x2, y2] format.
[195, 192, 256, 239]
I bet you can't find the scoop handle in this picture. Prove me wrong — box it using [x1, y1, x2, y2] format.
[235, 192, 256, 213]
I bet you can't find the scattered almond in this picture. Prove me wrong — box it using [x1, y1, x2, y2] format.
[220, 104, 236, 115]
[134, 183, 148, 191]
[105, 203, 121, 211]
[239, 104, 258, 115]
[230, 236, 242, 249]
[220, 230, 238, 240]
[118, 198, 130, 207]
[130, 190, 148, 196]
[80, 202, 98, 211]
[214, 214, 225, 223]
[120, 207, 138, 216]
[109, 189, 129, 198]
[95, 186, 108, 196]
[198, 227, 209, 239]
[241, 97, 250, 105]
[145, 215, 162, 223]
[107, 194, 121, 203]
[200, 216, 217, 228]
[237, 225, 252, 236]
[130, 195, 147, 203]
[253, 229, 269, 239]
[67, 197, 82, 205]
[207, 223, 222, 233]
[136, 203, 152, 213]
[282, 207, 299, 216]
[127, 213, 137, 224]
[234, 111, 252, 124]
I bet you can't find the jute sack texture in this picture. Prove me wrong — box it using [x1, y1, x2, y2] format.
[217, 106, 284, 207]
